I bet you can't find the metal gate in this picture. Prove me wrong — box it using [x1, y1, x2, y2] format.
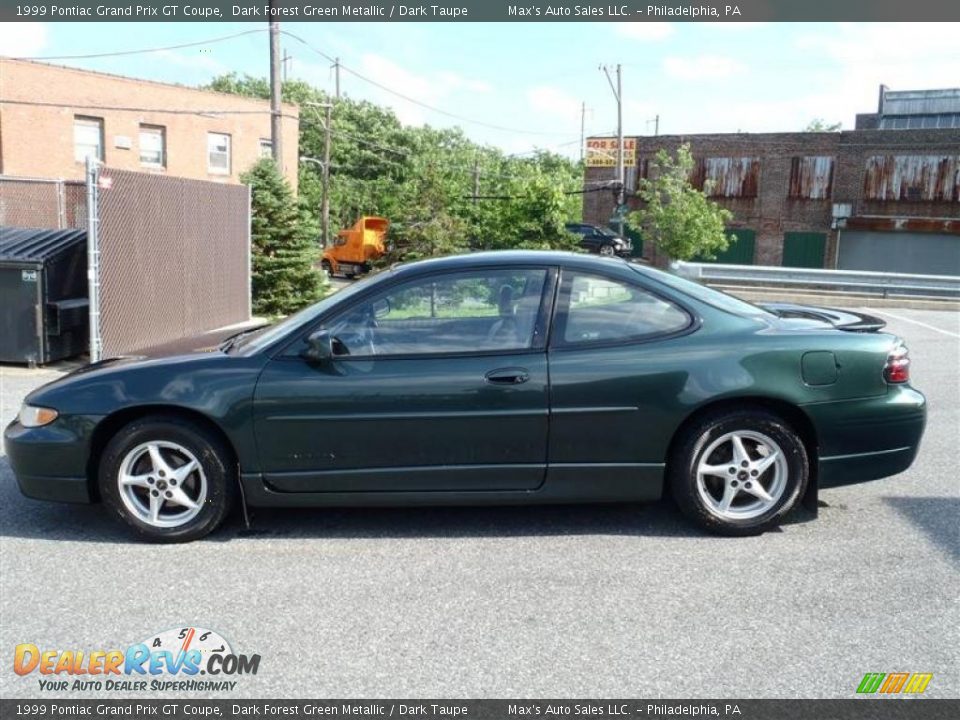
[782, 232, 827, 269]
[87, 164, 251, 359]
[838, 230, 960, 277]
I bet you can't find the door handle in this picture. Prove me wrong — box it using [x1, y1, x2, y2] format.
[485, 367, 530, 385]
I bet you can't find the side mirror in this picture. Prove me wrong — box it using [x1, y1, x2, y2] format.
[302, 330, 334, 362]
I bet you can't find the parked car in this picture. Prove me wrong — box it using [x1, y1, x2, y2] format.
[565, 223, 632, 256]
[5, 251, 925, 542]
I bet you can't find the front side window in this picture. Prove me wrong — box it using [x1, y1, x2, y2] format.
[558, 272, 691, 345]
[207, 132, 231, 174]
[318, 268, 548, 357]
[139, 124, 166, 167]
[73, 116, 103, 163]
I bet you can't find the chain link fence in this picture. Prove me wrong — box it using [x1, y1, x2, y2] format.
[95, 167, 251, 357]
[0, 176, 87, 229]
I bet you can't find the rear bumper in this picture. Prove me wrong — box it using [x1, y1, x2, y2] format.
[4, 418, 95, 503]
[803, 385, 926, 487]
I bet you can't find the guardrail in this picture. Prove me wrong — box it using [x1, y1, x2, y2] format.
[671, 262, 960, 299]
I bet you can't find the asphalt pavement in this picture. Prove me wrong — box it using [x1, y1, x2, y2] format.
[0, 307, 957, 699]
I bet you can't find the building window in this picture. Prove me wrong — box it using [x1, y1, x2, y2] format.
[139, 125, 166, 167]
[74, 116, 104, 163]
[690, 157, 760, 198]
[788, 156, 834, 199]
[207, 132, 231, 174]
[259, 139, 273, 158]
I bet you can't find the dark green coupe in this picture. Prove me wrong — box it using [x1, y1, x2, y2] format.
[5, 251, 926, 542]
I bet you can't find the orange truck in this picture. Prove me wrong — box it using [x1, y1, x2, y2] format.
[321, 216, 389, 278]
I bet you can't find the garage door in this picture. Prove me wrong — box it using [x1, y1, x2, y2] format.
[839, 231, 960, 276]
[695, 229, 756, 265]
[783, 232, 827, 269]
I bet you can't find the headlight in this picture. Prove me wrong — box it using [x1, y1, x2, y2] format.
[18, 405, 59, 428]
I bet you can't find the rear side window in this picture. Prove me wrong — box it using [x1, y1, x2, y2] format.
[557, 272, 691, 346]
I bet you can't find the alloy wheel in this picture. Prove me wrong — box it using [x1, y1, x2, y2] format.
[695, 430, 788, 520]
[117, 441, 207, 528]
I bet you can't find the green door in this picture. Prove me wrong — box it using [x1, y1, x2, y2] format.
[696, 229, 756, 265]
[782, 232, 826, 268]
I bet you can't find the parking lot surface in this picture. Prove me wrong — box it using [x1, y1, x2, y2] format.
[1, 307, 957, 699]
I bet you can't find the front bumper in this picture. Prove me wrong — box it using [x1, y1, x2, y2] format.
[4, 418, 96, 503]
[803, 385, 927, 487]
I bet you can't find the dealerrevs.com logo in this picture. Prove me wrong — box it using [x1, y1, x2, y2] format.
[856, 672, 933, 694]
[14, 627, 260, 693]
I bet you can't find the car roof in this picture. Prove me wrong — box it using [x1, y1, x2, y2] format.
[389, 250, 629, 277]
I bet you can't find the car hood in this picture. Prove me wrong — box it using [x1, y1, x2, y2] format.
[761, 303, 886, 332]
[58, 324, 269, 379]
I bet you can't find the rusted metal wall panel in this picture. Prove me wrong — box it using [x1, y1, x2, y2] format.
[788, 156, 835, 199]
[863, 155, 960, 202]
[691, 157, 760, 198]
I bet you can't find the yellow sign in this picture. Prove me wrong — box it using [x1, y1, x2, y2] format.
[585, 137, 636, 168]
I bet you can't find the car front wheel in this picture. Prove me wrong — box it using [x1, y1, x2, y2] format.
[599, 243, 617, 256]
[669, 409, 808, 535]
[99, 415, 235, 542]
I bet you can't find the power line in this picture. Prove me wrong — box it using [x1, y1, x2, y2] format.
[281, 30, 573, 138]
[10, 29, 266, 61]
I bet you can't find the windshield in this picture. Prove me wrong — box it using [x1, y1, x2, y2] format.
[234, 269, 392, 354]
[633, 265, 775, 318]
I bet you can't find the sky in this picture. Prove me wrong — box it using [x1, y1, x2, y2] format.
[2, 20, 959, 156]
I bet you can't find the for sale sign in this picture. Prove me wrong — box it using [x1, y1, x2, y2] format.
[585, 137, 637, 168]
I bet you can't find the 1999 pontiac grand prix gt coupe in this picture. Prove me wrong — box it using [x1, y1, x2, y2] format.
[5, 251, 926, 542]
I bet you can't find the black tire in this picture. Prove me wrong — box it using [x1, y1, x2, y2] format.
[98, 415, 236, 543]
[598, 243, 617, 257]
[668, 408, 808, 536]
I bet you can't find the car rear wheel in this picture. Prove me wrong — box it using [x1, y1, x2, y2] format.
[669, 409, 808, 535]
[99, 416, 235, 542]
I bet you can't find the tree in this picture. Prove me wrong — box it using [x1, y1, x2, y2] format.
[207, 73, 585, 260]
[241, 159, 326, 316]
[626, 144, 734, 261]
[804, 118, 843, 132]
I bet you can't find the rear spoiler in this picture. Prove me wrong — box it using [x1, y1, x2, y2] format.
[761, 303, 886, 332]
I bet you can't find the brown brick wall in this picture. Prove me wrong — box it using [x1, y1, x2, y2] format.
[0, 59, 299, 191]
[584, 129, 960, 268]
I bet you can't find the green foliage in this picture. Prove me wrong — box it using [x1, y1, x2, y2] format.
[804, 118, 843, 132]
[208, 73, 584, 263]
[241, 158, 326, 316]
[627, 144, 734, 262]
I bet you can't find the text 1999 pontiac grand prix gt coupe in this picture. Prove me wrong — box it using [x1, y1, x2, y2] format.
[5, 251, 926, 542]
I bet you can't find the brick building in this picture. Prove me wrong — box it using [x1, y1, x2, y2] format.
[583, 91, 960, 276]
[0, 59, 299, 190]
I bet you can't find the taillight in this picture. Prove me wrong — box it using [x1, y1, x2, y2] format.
[884, 343, 910, 384]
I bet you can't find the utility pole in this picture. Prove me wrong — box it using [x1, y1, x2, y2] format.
[472, 155, 480, 205]
[302, 102, 334, 248]
[647, 114, 659, 137]
[580, 101, 586, 163]
[322, 104, 332, 247]
[269, 8, 283, 167]
[602, 63, 625, 236]
[332, 57, 341, 99]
